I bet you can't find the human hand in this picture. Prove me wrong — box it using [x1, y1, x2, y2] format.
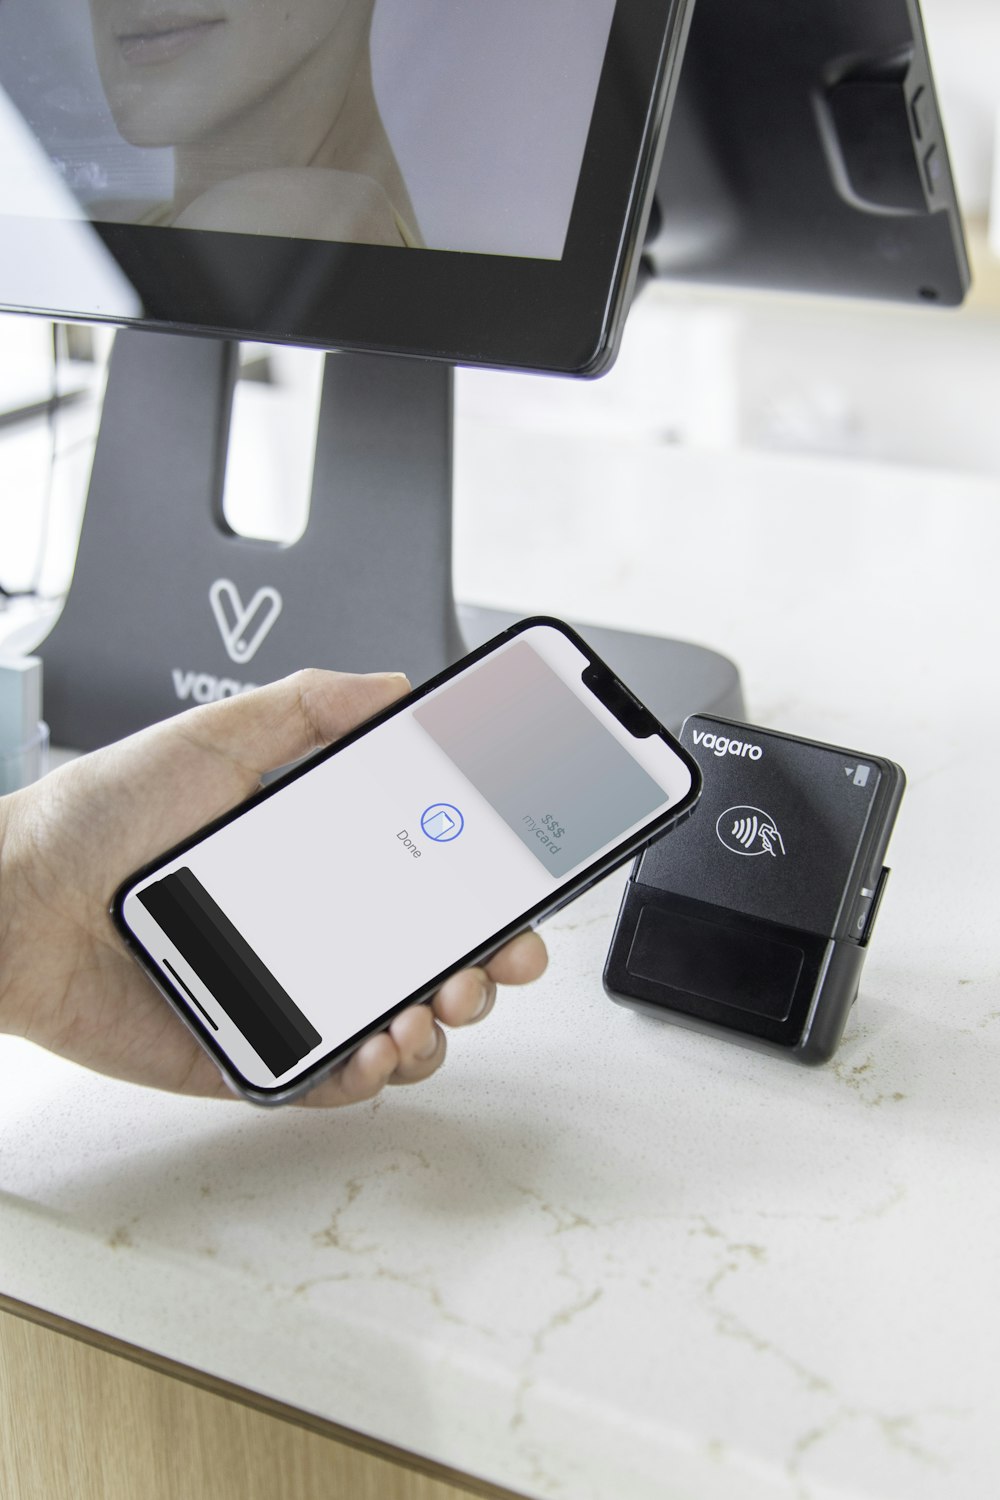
[0, 671, 546, 1106]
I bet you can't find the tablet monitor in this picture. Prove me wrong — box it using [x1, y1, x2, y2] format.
[0, 0, 693, 375]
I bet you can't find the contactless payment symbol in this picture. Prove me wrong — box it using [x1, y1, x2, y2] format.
[421, 804, 464, 842]
[717, 806, 786, 858]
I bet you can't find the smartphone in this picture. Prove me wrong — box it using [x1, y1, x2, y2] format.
[113, 619, 702, 1104]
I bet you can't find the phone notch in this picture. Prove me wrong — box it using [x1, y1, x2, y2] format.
[581, 663, 657, 738]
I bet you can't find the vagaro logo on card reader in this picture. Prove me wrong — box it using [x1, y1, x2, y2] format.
[692, 730, 763, 760]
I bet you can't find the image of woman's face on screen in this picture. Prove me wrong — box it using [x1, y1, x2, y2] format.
[82, 0, 417, 245]
[88, 0, 369, 150]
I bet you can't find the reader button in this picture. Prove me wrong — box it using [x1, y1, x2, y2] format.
[850, 893, 875, 943]
[923, 145, 942, 197]
[848, 867, 891, 945]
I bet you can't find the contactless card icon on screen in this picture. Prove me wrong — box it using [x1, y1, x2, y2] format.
[421, 804, 464, 842]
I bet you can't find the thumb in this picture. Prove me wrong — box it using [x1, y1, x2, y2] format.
[163, 668, 412, 779]
[56, 668, 411, 850]
[6, 669, 413, 927]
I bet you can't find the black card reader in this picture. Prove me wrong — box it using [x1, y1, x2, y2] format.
[603, 716, 905, 1063]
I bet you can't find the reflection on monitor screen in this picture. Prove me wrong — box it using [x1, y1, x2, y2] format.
[0, 0, 616, 259]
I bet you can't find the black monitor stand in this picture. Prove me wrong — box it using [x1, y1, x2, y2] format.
[39, 328, 743, 750]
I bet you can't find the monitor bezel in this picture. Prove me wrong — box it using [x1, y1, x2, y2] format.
[0, 0, 692, 375]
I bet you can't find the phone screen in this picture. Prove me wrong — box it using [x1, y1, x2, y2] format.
[117, 623, 697, 1099]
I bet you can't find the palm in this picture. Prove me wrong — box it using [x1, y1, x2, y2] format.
[10, 699, 304, 1097]
[2, 672, 546, 1107]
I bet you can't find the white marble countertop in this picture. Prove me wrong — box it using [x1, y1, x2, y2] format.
[2, 350, 999, 1499]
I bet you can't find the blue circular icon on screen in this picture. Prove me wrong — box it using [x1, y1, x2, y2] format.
[421, 804, 464, 842]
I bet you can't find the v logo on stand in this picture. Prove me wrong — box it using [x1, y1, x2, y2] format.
[209, 578, 283, 665]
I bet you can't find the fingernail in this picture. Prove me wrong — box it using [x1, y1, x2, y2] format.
[416, 1029, 440, 1061]
[471, 981, 491, 1020]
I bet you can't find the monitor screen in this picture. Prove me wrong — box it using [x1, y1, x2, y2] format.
[0, 0, 692, 373]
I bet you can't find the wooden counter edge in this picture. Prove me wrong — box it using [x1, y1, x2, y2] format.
[0, 1291, 530, 1500]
